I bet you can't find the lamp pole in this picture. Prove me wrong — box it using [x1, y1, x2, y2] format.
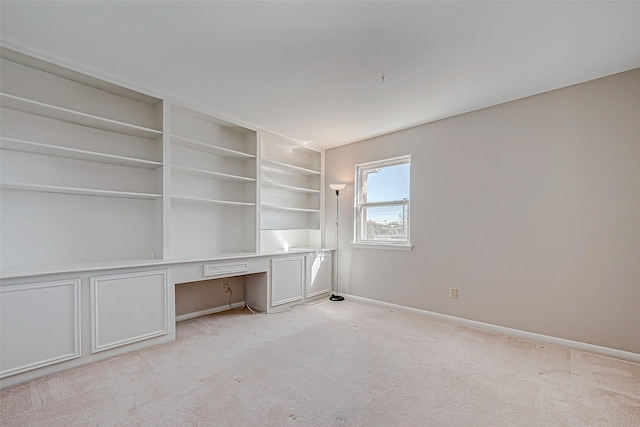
[329, 184, 345, 301]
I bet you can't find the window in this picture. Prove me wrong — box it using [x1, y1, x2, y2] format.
[354, 155, 411, 249]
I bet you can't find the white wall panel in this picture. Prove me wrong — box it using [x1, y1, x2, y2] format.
[306, 252, 332, 298]
[271, 256, 303, 306]
[91, 270, 168, 353]
[0, 279, 81, 377]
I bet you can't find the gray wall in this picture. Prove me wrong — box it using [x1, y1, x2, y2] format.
[325, 68, 640, 354]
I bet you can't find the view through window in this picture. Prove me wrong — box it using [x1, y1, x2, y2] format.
[355, 155, 410, 245]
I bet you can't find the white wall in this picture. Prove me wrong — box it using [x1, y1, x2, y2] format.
[325, 68, 640, 354]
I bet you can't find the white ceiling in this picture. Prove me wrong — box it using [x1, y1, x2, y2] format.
[1, 1, 639, 150]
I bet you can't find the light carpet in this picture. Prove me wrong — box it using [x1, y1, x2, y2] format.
[1, 299, 639, 426]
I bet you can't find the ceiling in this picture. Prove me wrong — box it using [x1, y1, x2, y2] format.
[1, 1, 639, 150]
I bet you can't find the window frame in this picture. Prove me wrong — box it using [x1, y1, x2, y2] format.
[353, 155, 412, 250]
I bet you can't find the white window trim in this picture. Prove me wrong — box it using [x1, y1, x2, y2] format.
[351, 242, 413, 251]
[353, 155, 411, 249]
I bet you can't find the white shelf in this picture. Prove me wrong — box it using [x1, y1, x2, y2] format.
[0, 93, 162, 139]
[171, 196, 255, 207]
[0, 137, 162, 169]
[171, 134, 255, 158]
[261, 204, 320, 213]
[262, 228, 321, 231]
[1, 182, 162, 199]
[261, 159, 321, 176]
[171, 165, 255, 182]
[261, 180, 320, 194]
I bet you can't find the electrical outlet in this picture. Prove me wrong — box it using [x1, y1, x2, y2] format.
[450, 288, 459, 299]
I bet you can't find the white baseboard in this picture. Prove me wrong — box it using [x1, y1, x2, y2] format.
[176, 301, 246, 322]
[343, 294, 640, 363]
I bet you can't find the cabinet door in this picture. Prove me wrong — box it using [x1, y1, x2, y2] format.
[0, 279, 81, 378]
[306, 252, 332, 298]
[90, 270, 168, 353]
[271, 256, 304, 306]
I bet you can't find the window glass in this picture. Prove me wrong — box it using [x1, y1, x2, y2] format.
[362, 205, 409, 241]
[363, 163, 410, 203]
[355, 156, 411, 245]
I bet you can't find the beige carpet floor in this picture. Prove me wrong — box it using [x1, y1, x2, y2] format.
[1, 299, 639, 426]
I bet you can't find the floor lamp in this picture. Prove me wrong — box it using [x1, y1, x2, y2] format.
[329, 183, 346, 301]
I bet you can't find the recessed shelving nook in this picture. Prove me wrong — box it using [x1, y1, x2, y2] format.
[0, 48, 164, 274]
[169, 105, 258, 259]
[260, 133, 323, 252]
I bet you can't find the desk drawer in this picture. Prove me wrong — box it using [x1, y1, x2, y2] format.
[203, 261, 250, 278]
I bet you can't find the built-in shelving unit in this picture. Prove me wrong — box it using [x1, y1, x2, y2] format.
[169, 105, 258, 258]
[0, 47, 332, 388]
[0, 47, 326, 276]
[0, 48, 164, 272]
[259, 133, 323, 251]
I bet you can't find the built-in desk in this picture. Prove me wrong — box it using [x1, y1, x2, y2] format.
[0, 250, 332, 389]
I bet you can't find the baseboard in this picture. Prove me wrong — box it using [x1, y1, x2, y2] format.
[343, 294, 640, 363]
[176, 301, 246, 322]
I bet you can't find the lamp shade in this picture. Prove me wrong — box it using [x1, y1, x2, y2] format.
[329, 184, 346, 191]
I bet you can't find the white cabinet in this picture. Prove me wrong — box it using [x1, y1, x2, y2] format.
[0, 268, 173, 388]
[271, 256, 304, 306]
[269, 251, 332, 311]
[90, 270, 169, 353]
[306, 251, 332, 298]
[0, 279, 81, 378]
[169, 105, 258, 258]
[0, 48, 164, 274]
[260, 133, 323, 252]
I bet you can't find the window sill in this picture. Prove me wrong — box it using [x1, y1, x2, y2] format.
[351, 242, 413, 251]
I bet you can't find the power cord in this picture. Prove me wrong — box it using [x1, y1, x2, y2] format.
[223, 281, 232, 308]
[223, 279, 256, 315]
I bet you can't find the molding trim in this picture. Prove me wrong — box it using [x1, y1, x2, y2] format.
[305, 289, 330, 299]
[305, 251, 331, 299]
[176, 301, 246, 322]
[272, 295, 303, 307]
[351, 242, 412, 251]
[344, 294, 640, 363]
[271, 256, 304, 307]
[0, 279, 81, 378]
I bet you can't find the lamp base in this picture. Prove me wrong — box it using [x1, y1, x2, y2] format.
[330, 294, 345, 301]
